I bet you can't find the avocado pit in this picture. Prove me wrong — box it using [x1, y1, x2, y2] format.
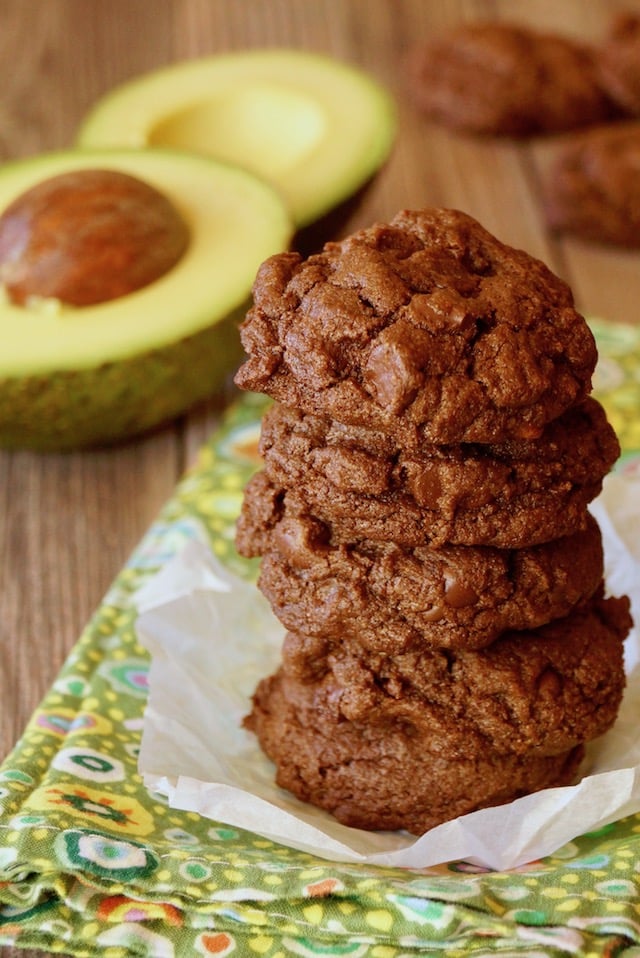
[0, 168, 190, 307]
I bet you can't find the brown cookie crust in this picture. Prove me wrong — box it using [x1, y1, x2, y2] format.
[277, 592, 629, 760]
[544, 121, 640, 248]
[237, 398, 618, 549]
[235, 209, 596, 445]
[597, 13, 640, 116]
[249, 512, 604, 652]
[246, 668, 585, 834]
[406, 21, 616, 137]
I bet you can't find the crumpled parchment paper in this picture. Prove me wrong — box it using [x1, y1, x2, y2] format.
[136, 472, 640, 870]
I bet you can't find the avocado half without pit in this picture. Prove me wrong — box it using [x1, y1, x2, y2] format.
[77, 49, 397, 228]
[0, 149, 292, 450]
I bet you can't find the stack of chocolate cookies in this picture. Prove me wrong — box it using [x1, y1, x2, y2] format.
[234, 208, 632, 835]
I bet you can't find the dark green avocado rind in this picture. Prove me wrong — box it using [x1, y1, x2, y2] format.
[0, 304, 246, 450]
[0, 148, 293, 450]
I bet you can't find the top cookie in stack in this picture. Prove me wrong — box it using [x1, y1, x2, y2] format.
[235, 207, 596, 443]
[234, 208, 632, 835]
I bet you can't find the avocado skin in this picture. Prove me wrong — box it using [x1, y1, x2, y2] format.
[0, 305, 245, 450]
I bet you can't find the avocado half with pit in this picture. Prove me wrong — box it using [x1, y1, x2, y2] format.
[77, 49, 397, 227]
[0, 148, 292, 450]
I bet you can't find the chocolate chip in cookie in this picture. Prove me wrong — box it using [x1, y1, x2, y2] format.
[247, 512, 604, 653]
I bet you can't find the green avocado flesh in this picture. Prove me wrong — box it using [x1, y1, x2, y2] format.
[77, 49, 397, 227]
[0, 149, 292, 449]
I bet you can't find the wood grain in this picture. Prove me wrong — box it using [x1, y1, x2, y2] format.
[1, 2, 639, 955]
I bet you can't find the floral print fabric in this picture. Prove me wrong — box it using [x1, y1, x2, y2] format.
[1, 319, 640, 958]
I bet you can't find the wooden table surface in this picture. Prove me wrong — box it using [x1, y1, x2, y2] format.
[2, 1, 639, 955]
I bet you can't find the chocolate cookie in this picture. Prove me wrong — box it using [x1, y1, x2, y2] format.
[544, 122, 640, 247]
[238, 398, 618, 549]
[597, 13, 640, 116]
[246, 667, 585, 834]
[406, 22, 616, 137]
[234, 209, 597, 444]
[278, 592, 629, 760]
[249, 512, 604, 652]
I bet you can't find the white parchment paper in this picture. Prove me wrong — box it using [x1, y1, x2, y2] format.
[136, 472, 640, 870]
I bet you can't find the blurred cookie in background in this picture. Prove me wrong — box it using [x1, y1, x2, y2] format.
[597, 12, 640, 117]
[406, 20, 618, 137]
[544, 121, 640, 247]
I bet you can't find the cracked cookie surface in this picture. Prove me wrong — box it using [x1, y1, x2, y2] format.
[246, 589, 629, 833]
[240, 510, 604, 652]
[237, 398, 618, 549]
[235, 209, 597, 444]
[275, 592, 629, 760]
[246, 665, 586, 833]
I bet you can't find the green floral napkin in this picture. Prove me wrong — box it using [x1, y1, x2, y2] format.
[1, 319, 640, 958]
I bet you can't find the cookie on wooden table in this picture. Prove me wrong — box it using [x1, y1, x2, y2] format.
[406, 21, 617, 136]
[544, 121, 640, 247]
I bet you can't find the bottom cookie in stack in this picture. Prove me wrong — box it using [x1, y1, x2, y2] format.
[244, 592, 631, 834]
[247, 668, 585, 834]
